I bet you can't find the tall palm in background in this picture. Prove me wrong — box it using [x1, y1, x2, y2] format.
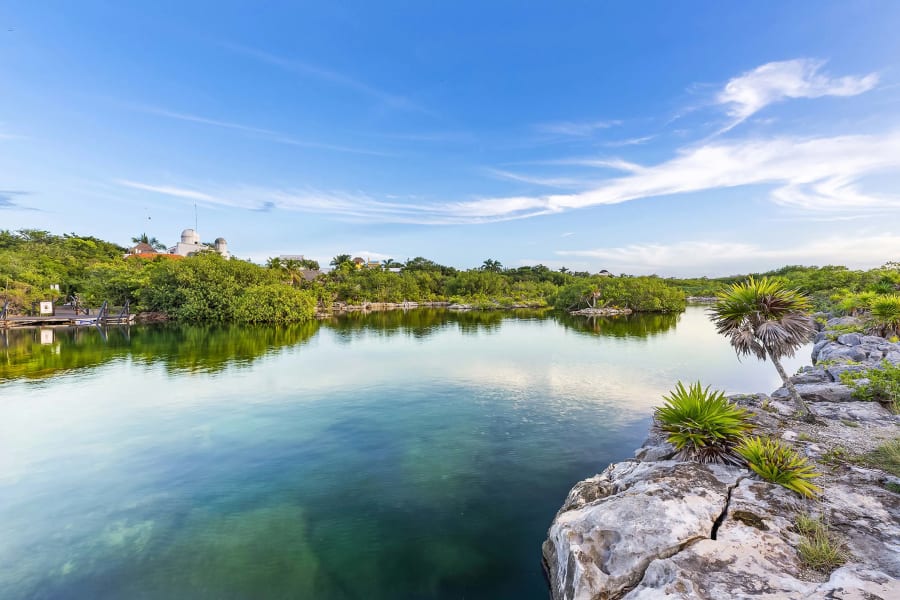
[709, 277, 816, 421]
[481, 258, 503, 272]
[131, 233, 166, 251]
[330, 254, 352, 268]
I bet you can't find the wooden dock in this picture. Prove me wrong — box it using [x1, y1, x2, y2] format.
[0, 301, 135, 328]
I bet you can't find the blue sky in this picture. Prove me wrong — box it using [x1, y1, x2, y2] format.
[2, 1, 900, 275]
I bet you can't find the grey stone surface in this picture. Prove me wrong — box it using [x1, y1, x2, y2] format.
[772, 382, 855, 402]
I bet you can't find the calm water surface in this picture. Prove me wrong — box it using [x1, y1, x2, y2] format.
[0, 308, 810, 599]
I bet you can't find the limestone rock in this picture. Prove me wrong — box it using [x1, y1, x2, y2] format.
[771, 382, 854, 403]
[543, 461, 743, 600]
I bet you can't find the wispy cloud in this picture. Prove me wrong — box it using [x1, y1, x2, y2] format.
[116, 128, 900, 225]
[716, 59, 878, 131]
[556, 235, 900, 276]
[604, 135, 656, 147]
[132, 105, 388, 155]
[465, 130, 900, 220]
[117, 181, 220, 203]
[534, 119, 621, 137]
[485, 168, 588, 189]
[221, 42, 428, 114]
[0, 190, 35, 210]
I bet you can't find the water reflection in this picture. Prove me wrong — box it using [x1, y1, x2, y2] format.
[557, 311, 680, 339]
[1, 309, 681, 382]
[0, 322, 320, 381]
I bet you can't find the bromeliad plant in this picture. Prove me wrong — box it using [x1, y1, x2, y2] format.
[655, 382, 754, 465]
[736, 436, 822, 498]
[709, 277, 817, 422]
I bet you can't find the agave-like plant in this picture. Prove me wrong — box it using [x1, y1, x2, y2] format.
[736, 436, 822, 498]
[709, 277, 816, 421]
[655, 381, 754, 464]
[868, 295, 900, 338]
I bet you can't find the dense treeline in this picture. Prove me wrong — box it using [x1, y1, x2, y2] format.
[668, 263, 900, 312]
[0, 230, 687, 320]
[5, 229, 895, 323]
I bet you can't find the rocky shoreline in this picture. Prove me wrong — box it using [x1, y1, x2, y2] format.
[569, 307, 633, 317]
[543, 317, 900, 599]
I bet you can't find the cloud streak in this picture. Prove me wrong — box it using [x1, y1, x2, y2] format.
[134, 106, 388, 155]
[534, 119, 621, 137]
[0, 190, 34, 210]
[222, 43, 428, 114]
[716, 59, 878, 131]
[557, 235, 900, 276]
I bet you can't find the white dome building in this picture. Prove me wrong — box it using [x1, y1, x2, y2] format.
[181, 228, 201, 245]
[169, 228, 230, 258]
[214, 237, 230, 259]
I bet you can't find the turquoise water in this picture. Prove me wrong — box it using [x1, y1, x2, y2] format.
[0, 308, 810, 599]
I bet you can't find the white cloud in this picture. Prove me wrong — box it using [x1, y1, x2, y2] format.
[348, 250, 395, 261]
[133, 105, 386, 155]
[117, 180, 220, 203]
[472, 130, 900, 218]
[485, 168, 587, 189]
[534, 120, 621, 137]
[604, 135, 656, 147]
[118, 129, 900, 224]
[716, 59, 878, 130]
[557, 235, 900, 276]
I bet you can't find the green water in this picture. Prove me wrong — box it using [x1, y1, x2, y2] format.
[0, 308, 809, 599]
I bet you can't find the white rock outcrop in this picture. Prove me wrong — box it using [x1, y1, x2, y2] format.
[544, 329, 900, 599]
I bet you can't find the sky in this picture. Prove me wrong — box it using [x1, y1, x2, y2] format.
[2, 1, 900, 276]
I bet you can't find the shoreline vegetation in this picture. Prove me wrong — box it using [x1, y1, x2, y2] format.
[1, 229, 898, 325]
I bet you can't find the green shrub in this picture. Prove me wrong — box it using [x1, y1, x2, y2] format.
[869, 295, 900, 338]
[840, 360, 900, 414]
[233, 284, 317, 323]
[736, 436, 822, 497]
[795, 514, 846, 572]
[655, 382, 753, 464]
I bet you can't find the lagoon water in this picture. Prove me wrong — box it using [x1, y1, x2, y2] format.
[0, 307, 810, 599]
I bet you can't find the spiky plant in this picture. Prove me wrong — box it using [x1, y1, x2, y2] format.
[868, 295, 900, 338]
[736, 436, 822, 498]
[655, 381, 754, 464]
[709, 277, 816, 422]
[836, 291, 876, 316]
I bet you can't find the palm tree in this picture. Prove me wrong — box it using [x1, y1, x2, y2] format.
[330, 254, 352, 268]
[709, 277, 816, 421]
[559, 266, 570, 274]
[482, 258, 502, 273]
[382, 258, 397, 270]
[266, 257, 284, 271]
[131, 233, 166, 251]
[283, 259, 303, 287]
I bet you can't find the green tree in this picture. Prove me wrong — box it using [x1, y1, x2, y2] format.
[481, 258, 503, 273]
[330, 254, 352, 268]
[709, 277, 816, 421]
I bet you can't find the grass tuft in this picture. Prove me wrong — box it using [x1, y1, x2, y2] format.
[860, 438, 900, 477]
[795, 514, 847, 572]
